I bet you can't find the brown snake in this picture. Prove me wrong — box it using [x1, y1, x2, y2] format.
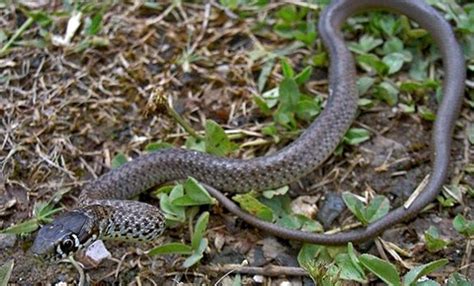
[32, 0, 465, 260]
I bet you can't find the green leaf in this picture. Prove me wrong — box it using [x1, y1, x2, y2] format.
[258, 59, 275, 92]
[261, 87, 279, 108]
[278, 78, 300, 111]
[205, 120, 233, 156]
[383, 52, 406, 74]
[443, 185, 463, 205]
[376, 14, 401, 36]
[299, 216, 324, 232]
[424, 226, 449, 253]
[335, 253, 368, 283]
[145, 141, 173, 152]
[185, 178, 214, 203]
[277, 213, 302, 230]
[34, 198, 64, 223]
[374, 81, 399, 106]
[357, 76, 376, 96]
[262, 186, 289, 199]
[219, 0, 239, 10]
[295, 97, 322, 121]
[230, 274, 242, 286]
[182, 238, 207, 268]
[447, 272, 472, 286]
[312, 52, 328, 67]
[365, 195, 390, 223]
[147, 242, 193, 256]
[253, 95, 272, 115]
[382, 38, 404, 54]
[294, 23, 317, 45]
[356, 54, 389, 75]
[276, 5, 300, 22]
[358, 98, 374, 108]
[342, 192, 368, 225]
[342, 193, 390, 225]
[294, 66, 313, 85]
[436, 195, 456, 208]
[233, 193, 274, 222]
[159, 186, 186, 222]
[409, 55, 429, 80]
[192, 212, 209, 250]
[26, 11, 53, 27]
[347, 243, 365, 275]
[453, 214, 474, 236]
[348, 35, 383, 54]
[274, 110, 297, 129]
[185, 136, 206, 152]
[280, 58, 295, 78]
[111, 153, 128, 168]
[172, 178, 215, 206]
[85, 11, 103, 35]
[399, 103, 415, 114]
[418, 106, 436, 121]
[0, 260, 14, 286]
[261, 195, 291, 217]
[262, 123, 280, 143]
[399, 80, 437, 93]
[359, 254, 400, 286]
[403, 259, 448, 286]
[0, 31, 6, 45]
[0, 219, 39, 234]
[343, 128, 371, 146]
[297, 244, 323, 269]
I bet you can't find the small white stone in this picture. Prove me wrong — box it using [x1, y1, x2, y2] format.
[84, 240, 111, 264]
[253, 275, 264, 283]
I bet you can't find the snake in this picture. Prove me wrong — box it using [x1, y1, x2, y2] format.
[31, 0, 465, 260]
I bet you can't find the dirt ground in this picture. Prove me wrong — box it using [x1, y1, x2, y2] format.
[0, 1, 473, 285]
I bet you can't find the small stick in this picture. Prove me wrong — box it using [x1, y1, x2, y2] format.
[198, 264, 309, 277]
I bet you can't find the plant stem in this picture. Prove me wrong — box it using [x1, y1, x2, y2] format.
[1, 17, 34, 54]
[165, 100, 204, 141]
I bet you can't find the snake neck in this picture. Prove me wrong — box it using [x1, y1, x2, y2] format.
[80, 200, 166, 242]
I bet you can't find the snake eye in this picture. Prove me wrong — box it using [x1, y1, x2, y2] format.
[59, 234, 79, 255]
[61, 239, 74, 251]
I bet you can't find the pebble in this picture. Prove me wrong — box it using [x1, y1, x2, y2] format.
[316, 193, 345, 228]
[0, 233, 16, 249]
[84, 240, 111, 265]
[253, 275, 264, 283]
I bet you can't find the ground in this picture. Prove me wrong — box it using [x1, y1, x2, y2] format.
[0, 1, 473, 285]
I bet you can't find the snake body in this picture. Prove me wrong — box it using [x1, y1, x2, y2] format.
[31, 0, 465, 259]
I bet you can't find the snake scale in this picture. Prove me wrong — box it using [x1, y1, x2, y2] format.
[31, 0, 465, 260]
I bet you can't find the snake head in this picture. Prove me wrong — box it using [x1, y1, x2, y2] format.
[31, 210, 97, 260]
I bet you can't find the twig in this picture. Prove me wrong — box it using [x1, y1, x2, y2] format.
[198, 264, 308, 277]
[461, 238, 472, 276]
[404, 174, 430, 208]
